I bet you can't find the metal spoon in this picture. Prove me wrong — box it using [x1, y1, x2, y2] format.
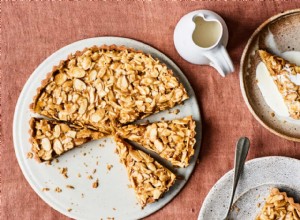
[223, 137, 250, 220]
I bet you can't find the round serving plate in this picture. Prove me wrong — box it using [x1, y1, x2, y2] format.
[198, 156, 300, 219]
[240, 9, 300, 141]
[13, 37, 202, 220]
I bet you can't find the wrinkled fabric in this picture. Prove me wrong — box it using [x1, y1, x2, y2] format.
[2, 1, 300, 219]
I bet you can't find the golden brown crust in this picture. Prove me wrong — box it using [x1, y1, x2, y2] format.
[30, 44, 188, 132]
[114, 135, 176, 208]
[29, 117, 107, 162]
[30, 44, 169, 112]
[116, 116, 196, 167]
[28, 118, 42, 162]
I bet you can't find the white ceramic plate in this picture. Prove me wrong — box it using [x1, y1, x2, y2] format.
[13, 37, 202, 220]
[198, 156, 300, 220]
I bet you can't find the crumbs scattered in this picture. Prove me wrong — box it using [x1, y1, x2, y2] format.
[107, 164, 113, 171]
[92, 179, 99, 188]
[107, 217, 114, 220]
[67, 208, 72, 212]
[55, 159, 59, 163]
[173, 109, 180, 115]
[127, 184, 132, 189]
[60, 167, 68, 178]
[112, 208, 116, 211]
[87, 175, 93, 180]
[161, 117, 165, 121]
[27, 152, 33, 159]
[55, 187, 62, 193]
[270, 112, 275, 117]
[78, 173, 81, 178]
[257, 203, 261, 208]
[66, 185, 75, 189]
[96, 161, 99, 166]
[99, 144, 105, 147]
[231, 204, 240, 213]
[81, 193, 85, 198]
[84, 162, 88, 167]
[93, 169, 97, 174]
[83, 152, 87, 156]
[42, 188, 50, 192]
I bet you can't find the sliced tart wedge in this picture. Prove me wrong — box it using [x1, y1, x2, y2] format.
[259, 50, 300, 119]
[116, 116, 196, 168]
[29, 118, 106, 162]
[30, 45, 188, 133]
[114, 135, 176, 208]
[256, 188, 300, 220]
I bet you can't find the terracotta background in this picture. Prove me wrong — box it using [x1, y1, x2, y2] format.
[2, 1, 300, 219]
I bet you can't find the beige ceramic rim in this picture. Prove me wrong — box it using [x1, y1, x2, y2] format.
[240, 8, 300, 142]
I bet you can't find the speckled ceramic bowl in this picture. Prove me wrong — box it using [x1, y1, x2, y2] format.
[198, 156, 300, 220]
[240, 9, 300, 142]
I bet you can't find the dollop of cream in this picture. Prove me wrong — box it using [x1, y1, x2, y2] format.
[256, 51, 300, 118]
[256, 62, 290, 117]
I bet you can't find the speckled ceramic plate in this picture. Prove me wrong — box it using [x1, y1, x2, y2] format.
[240, 9, 300, 142]
[198, 156, 300, 220]
[13, 37, 202, 220]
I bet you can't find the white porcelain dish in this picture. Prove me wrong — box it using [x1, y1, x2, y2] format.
[13, 37, 202, 220]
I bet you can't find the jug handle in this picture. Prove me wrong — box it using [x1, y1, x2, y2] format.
[205, 45, 234, 77]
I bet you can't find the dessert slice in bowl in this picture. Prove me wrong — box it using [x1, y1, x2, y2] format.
[259, 50, 300, 119]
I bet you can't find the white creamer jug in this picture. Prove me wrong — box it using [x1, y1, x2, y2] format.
[174, 10, 234, 77]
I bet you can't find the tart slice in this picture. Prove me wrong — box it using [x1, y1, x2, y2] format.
[114, 135, 176, 208]
[30, 45, 189, 133]
[116, 116, 196, 168]
[259, 50, 300, 119]
[256, 188, 300, 220]
[29, 118, 106, 162]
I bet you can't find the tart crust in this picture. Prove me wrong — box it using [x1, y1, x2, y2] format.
[114, 135, 176, 208]
[30, 45, 189, 134]
[116, 116, 196, 167]
[29, 118, 106, 162]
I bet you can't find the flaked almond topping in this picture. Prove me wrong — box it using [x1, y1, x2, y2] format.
[55, 187, 62, 193]
[92, 179, 99, 188]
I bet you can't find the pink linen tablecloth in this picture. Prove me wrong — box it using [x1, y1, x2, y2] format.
[1, 1, 300, 219]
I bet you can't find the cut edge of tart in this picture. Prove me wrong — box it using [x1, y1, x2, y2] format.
[258, 50, 300, 119]
[29, 118, 107, 162]
[30, 44, 189, 134]
[256, 188, 300, 220]
[116, 116, 196, 168]
[114, 135, 176, 208]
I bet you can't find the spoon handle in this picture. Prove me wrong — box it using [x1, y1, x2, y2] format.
[225, 137, 250, 218]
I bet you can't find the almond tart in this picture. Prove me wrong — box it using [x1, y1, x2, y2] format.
[116, 116, 196, 167]
[256, 188, 300, 220]
[259, 50, 300, 119]
[114, 135, 176, 208]
[29, 118, 106, 162]
[30, 45, 189, 134]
